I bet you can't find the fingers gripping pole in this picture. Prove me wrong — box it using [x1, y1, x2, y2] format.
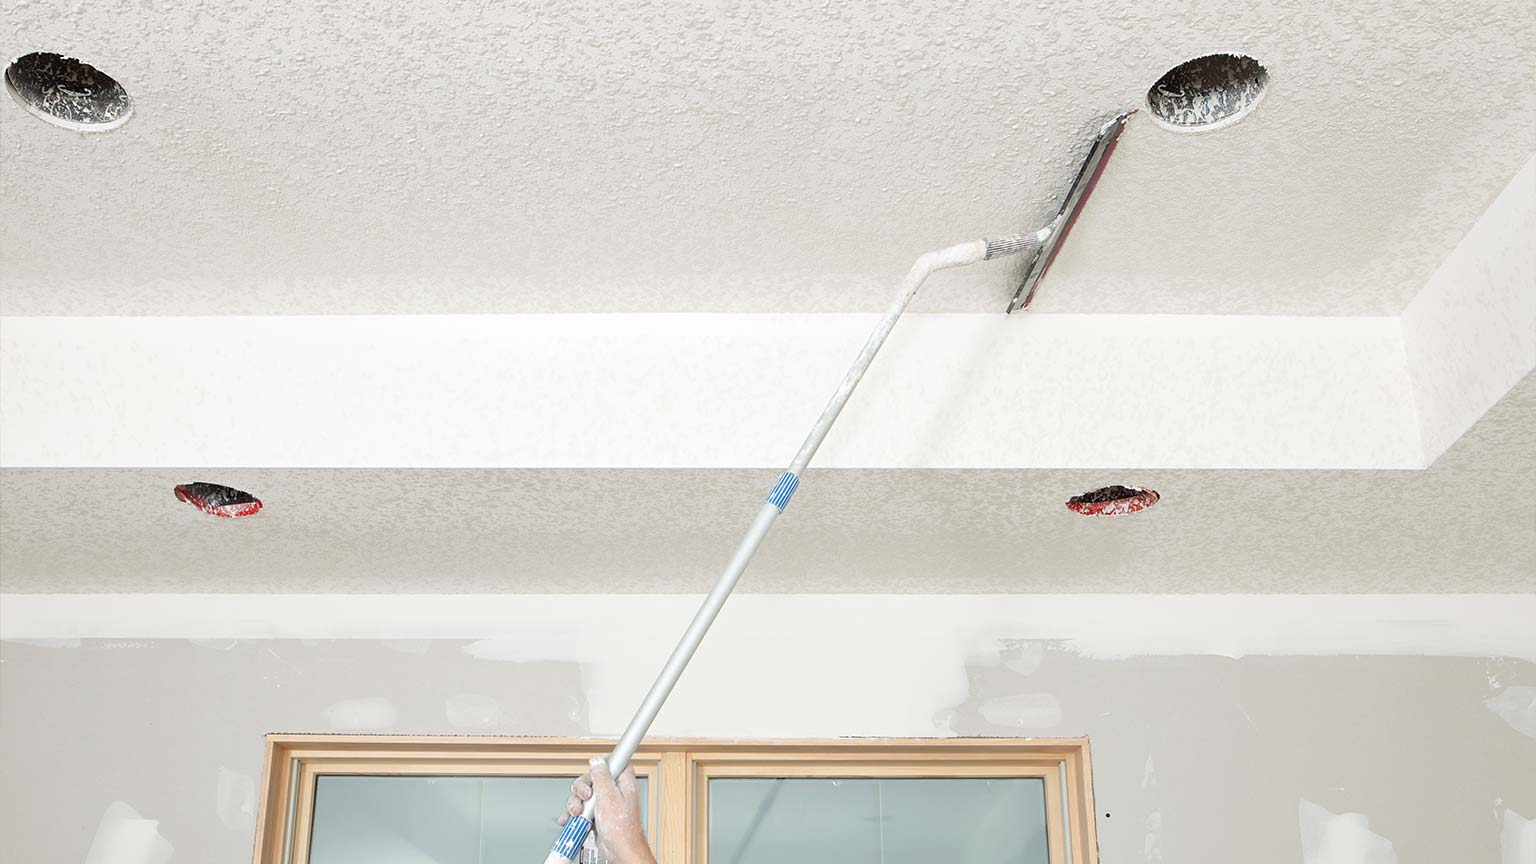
[545, 816, 594, 864]
[542, 237, 1030, 862]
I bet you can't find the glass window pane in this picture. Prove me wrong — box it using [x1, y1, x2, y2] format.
[708, 777, 1047, 864]
[309, 774, 647, 864]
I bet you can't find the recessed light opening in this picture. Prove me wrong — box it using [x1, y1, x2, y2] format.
[1146, 53, 1268, 132]
[1066, 485, 1159, 516]
[175, 483, 263, 518]
[4, 52, 133, 132]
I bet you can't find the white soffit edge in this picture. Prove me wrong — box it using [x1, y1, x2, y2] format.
[0, 313, 1421, 470]
[1402, 153, 1536, 463]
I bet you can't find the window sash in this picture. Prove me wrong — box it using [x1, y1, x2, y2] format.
[255, 735, 1097, 864]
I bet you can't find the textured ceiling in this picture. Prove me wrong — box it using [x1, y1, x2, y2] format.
[2, 0, 1533, 316]
[1, 1, 1532, 595]
[3, 372, 1530, 594]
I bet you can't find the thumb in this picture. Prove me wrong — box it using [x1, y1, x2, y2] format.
[616, 763, 638, 798]
[588, 756, 620, 805]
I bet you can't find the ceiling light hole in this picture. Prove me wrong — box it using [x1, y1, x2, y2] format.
[175, 483, 263, 519]
[1146, 53, 1267, 132]
[4, 52, 133, 132]
[1066, 485, 1159, 516]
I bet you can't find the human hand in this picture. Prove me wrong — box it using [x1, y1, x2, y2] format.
[558, 757, 655, 864]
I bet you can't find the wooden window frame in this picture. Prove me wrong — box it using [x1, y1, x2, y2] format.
[255, 735, 1098, 864]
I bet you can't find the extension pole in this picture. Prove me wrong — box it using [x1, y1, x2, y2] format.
[544, 232, 1044, 863]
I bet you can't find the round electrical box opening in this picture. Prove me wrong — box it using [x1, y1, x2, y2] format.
[1066, 485, 1159, 516]
[175, 482, 263, 518]
[1146, 53, 1267, 132]
[4, 52, 133, 132]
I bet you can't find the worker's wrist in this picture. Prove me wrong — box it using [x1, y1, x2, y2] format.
[608, 834, 656, 864]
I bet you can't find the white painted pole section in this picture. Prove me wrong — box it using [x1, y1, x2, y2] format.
[543, 236, 1033, 862]
[786, 239, 989, 476]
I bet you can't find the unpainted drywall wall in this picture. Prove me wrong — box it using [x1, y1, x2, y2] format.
[2, 617, 1533, 862]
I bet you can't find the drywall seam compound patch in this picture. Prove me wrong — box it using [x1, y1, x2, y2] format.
[976, 692, 1063, 729]
[1299, 800, 1398, 864]
[1001, 640, 1047, 676]
[322, 697, 399, 731]
[1485, 686, 1536, 738]
[215, 767, 256, 831]
[445, 693, 504, 729]
[1142, 755, 1163, 862]
[84, 801, 173, 864]
[1144, 810, 1164, 862]
[1505, 809, 1536, 864]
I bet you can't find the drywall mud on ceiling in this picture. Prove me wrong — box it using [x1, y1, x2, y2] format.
[1, 0, 1533, 315]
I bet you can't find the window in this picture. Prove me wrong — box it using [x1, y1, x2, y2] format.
[256, 736, 1098, 864]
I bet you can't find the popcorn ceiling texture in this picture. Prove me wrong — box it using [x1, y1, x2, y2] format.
[1, 0, 1533, 315]
[2, 372, 1530, 594]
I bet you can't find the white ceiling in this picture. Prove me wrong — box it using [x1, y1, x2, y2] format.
[1, 371, 1531, 594]
[1, 1, 1533, 596]
[2, 0, 1533, 315]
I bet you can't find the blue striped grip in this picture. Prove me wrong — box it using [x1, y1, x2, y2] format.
[766, 471, 799, 511]
[550, 814, 591, 860]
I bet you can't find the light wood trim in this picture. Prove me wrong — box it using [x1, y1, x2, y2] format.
[659, 751, 689, 864]
[251, 736, 284, 864]
[1062, 744, 1099, 854]
[1068, 745, 1100, 863]
[293, 757, 662, 775]
[289, 762, 320, 864]
[692, 755, 710, 864]
[698, 762, 1058, 778]
[253, 735, 1098, 864]
[683, 751, 1072, 764]
[262, 733, 1092, 752]
[1042, 764, 1066, 864]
